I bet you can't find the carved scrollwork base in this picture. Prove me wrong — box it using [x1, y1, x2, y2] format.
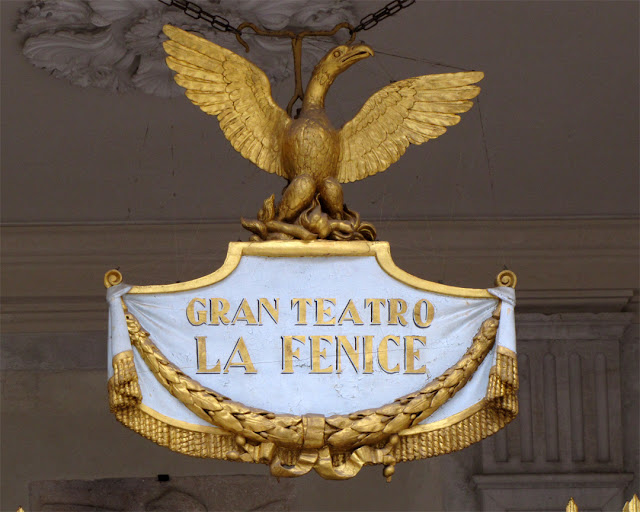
[242, 195, 376, 241]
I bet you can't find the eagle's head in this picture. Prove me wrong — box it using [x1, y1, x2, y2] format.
[315, 43, 374, 79]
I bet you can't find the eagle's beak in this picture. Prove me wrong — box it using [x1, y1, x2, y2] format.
[341, 44, 374, 65]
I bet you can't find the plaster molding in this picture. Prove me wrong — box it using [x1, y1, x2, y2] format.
[1, 218, 637, 332]
[17, 0, 356, 97]
[473, 473, 634, 489]
[515, 312, 635, 341]
[473, 473, 634, 512]
[28, 475, 295, 512]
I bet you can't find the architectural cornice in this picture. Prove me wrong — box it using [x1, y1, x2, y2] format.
[1, 218, 638, 332]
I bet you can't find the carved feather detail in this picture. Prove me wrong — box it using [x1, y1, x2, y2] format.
[163, 25, 484, 240]
[162, 25, 291, 178]
[336, 72, 483, 183]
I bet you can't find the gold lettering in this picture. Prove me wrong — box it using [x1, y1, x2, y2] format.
[196, 336, 221, 373]
[186, 298, 207, 326]
[258, 298, 279, 324]
[337, 299, 364, 325]
[231, 298, 258, 325]
[365, 299, 386, 325]
[363, 335, 374, 373]
[337, 336, 359, 373]
[404, 336, 427, 374]
[292, 298, 313, 325]
[413, 299, 435, 328]
[223, 337, 257, 373]
[388, 299, 408, 326]
[315, 298, 336, 326]
[378, 335, 401, 373]
[209, 298, 230, 325]
[310, 335, 334, 373]
[282, 335, 306, 373]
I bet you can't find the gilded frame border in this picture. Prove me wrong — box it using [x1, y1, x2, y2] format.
[126, 241, 495, 298]
[107, 240, 517, 480]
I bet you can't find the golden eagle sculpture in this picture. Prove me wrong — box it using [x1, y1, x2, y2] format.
[163, 25, 483, 241]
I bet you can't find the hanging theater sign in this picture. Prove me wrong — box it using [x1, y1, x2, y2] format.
[106, 16, 518, 481]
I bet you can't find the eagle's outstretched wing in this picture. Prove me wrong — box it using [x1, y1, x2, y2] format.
[336, 72, 483, 183]
[163, 25, 291, 178]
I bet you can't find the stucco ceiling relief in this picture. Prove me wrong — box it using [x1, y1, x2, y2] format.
[17, 0, 356, 97]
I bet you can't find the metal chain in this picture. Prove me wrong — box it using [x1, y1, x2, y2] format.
[158, 0, 416, 37]
[352, 0, 416, 33]
[157, 0, 240, 34]
[158, 0, 416, 114]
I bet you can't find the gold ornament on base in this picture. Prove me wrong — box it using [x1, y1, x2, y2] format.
[104, 244, 519, 482]
[162, 25, 483, 241]
[109, 289, 514, 481]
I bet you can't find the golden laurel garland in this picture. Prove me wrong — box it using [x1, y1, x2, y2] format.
[107, 301, 513, 480]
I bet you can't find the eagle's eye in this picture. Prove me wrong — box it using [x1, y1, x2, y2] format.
[333, 50, 342, 58]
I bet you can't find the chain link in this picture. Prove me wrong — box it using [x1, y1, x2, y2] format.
[352, 0, 415, 33]
[158, 0, 240, 34]
[159, 0, 416, 37]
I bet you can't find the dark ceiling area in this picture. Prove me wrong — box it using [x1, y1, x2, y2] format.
[1, 0, 638, 225]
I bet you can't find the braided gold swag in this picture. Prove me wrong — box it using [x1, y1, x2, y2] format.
[108, 299, 518, 481]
